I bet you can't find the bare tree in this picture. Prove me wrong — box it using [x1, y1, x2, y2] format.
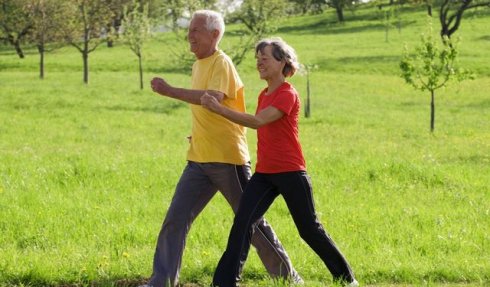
[120, 0, 152, 89]
[64, 0, 115, 84]
[227, 0, 287, 65]
[439, 0, 490, 41]
[25, 0, 71, 79]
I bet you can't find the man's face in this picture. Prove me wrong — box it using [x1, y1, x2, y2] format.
[187, 16, 216, 59]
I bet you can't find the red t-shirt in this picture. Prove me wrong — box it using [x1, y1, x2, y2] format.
[255, 82, 306, 173]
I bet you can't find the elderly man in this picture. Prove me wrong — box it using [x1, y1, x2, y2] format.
[141, 10, 301, 287]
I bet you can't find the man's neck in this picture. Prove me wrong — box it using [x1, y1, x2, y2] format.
[196, 47, 218, 59]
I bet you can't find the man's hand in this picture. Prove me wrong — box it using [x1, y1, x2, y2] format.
[151, 77, 172, 96]
[201, 92, 221, 113]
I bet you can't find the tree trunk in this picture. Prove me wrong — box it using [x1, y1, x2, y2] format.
[305, 69, 311, 118]
[83, 51, 89, 84]
[138, 53, 143, 90]
[38, 44, 45, 79]
[10, 37, 25, 58]
[430, 89, 435, 132]
[336, 6, 344, 22]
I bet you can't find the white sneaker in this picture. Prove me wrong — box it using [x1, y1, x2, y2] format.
[347, 279, 359, 287]
[292, 275, 304, 285]
[138, 285, 153, 287]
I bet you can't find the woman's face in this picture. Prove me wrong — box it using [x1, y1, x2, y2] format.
[256, 45, 285, 81]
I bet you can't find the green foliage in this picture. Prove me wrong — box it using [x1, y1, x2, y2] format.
[226, 0, 289, 65]
[64, 0, 116, 83]
[288, 0, 326, 14]
[0, 0, 32, 57]
[0, 0, 30, 34]
[121, 1, 151, 57]
[65, 0, 115, 49]
[379, 4, 401, 42]
[400, 17, 473, 131]
[25, 0, 70, 47]
[120, 0, 152, 89]
[159, 0, 218, 32]
[400, 30, 470, 92]
[229, 0, 288, 35]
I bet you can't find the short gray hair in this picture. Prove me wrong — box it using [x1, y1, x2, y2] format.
[255, 37, 299, 77]
[192, 10, 225, 43]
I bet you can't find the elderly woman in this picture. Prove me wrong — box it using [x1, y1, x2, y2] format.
[201, 38, 359, 287]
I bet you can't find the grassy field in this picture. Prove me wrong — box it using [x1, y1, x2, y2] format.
[0, 4, 489, 287]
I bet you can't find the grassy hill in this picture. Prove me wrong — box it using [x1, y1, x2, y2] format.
[0, 4, 489, 287]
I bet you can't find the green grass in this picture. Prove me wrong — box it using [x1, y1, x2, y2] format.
[1, 4, 489, 287]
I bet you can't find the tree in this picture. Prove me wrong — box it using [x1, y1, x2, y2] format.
[0, 0, 32, 58]
[379, 3, 401, 42]
[156, 0, 218, 72]
[120, 0, 152, 89]
[288, 0, 325, 14]
[439, 0, 490, 41]
[64, 0, 115, 84]
[227, 0, 288, 65]
[326, 0, 347, 22]
[25, 0, 70, 79]
[160, 0, 217, 32]
[301, 64, 318, 118]
[104, 0, 164, 48]
[399, 19, 472, 132]
[104, 0, 132, 47]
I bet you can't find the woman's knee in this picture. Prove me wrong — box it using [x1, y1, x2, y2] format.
[297, 221, 325, 241]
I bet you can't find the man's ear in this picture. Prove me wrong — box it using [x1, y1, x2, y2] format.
[212, 29, 220, 39]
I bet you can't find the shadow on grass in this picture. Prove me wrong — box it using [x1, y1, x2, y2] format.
[2, 276, 142, 287]
[4, 277, 205, 287]
[477, 35, 490, 41]
[315, 54, 402, 72]
[277, 16, 417, 35]
[464, 98, 490, 110]
[147, 66, 191, 76]
[101, 102, 185, 115]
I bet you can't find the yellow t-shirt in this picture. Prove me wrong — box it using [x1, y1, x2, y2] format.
[187, 50, 250, 164]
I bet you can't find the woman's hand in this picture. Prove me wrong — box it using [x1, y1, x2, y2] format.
[201, 92, 221, 113]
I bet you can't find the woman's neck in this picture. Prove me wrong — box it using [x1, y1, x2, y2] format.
[266, 76, 286, 95]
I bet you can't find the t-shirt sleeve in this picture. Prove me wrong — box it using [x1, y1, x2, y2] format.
[271, 90, 297, 115]
[208, 57, 243, 100]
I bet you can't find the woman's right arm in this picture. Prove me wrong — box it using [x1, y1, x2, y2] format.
[201, 92, 284, 129]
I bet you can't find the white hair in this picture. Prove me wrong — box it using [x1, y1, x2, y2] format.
[192, 10, 225, 43]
